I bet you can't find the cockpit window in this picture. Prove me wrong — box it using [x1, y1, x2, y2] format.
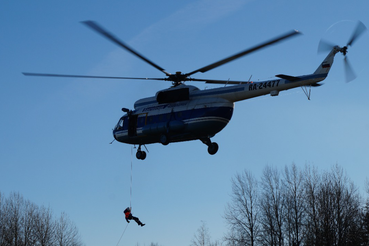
[115, 118, 124, 130]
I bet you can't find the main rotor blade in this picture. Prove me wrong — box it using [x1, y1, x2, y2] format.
[185, 30, 301, 77]
[190, 78, 250, 84]
[347, 21, 367, 47]
[23, 72, 167, 81]
[82, 21, 171, 76]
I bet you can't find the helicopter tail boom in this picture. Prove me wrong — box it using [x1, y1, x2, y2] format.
[313, 47, 338, 76]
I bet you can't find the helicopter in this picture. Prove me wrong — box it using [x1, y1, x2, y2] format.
[24, 21, 366, 160]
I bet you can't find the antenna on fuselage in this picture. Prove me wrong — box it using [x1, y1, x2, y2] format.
[225, 78, 230, 87]
[246, 75, 253, 84]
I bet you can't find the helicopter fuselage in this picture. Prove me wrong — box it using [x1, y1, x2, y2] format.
[113, 85, 234, 146]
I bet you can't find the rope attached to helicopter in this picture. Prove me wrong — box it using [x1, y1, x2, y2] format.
[130, 146, 133, 208]
[115, 223, 129, 246]
[115, 147, 134, 246]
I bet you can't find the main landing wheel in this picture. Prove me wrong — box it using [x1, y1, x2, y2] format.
[207, 142, 219, 155]
[201, 138, 219, 155]
[136, 150, 146, 160]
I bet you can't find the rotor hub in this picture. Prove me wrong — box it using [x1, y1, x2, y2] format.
[341, 46, 348, 56]
[167, 71, 189, 86]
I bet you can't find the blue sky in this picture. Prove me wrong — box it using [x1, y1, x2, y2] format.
[1, 0, 369, 245]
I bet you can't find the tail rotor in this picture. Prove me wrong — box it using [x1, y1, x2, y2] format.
[318, 21, 367, 82]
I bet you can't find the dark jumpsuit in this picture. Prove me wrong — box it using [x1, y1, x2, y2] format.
[124, 208, 144, 226]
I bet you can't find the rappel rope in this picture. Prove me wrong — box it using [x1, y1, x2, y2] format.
[130, 146, 133, 208]
[115, 223, 129, 246]
[116, 147, 134, 246]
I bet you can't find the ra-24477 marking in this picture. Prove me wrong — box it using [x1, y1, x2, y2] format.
[248, 80, 280, 91]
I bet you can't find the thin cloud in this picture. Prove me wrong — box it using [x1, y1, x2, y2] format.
[133, 0, 252, 44]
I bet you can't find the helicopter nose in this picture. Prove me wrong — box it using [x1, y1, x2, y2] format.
[113, 132, 118, 141]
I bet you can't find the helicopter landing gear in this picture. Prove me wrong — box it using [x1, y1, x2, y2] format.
[200, 138, 219, 155]
[136, 145, 147, 160]
[136, 150, 146, 160]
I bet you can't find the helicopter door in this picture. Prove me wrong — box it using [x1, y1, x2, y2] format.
[128, 114, 138, 137]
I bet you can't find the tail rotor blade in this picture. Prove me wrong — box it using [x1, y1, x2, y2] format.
[344, 56, 356, 82]
[347, 21, 367, 46]
[317, 39, 336, 54]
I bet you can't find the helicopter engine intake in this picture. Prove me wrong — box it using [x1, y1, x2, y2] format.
[156, 87, 190, 104]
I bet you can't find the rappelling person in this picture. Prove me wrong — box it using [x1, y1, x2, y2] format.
[124, 207, 145, 227]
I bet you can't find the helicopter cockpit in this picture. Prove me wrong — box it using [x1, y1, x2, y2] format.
[114, 117, 125, 131]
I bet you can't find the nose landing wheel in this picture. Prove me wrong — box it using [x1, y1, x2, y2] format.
[136, 145, 147, 160]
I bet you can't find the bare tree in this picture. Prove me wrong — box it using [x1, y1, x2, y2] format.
[225, 164, 367, 246]
[190, 221, 213, 246]
[0, 192, 84, 246]
[224, 170, 259, 246]
[282, 163, 306, 246]
[33, 205, 55, 246]
[1, 192, 39, 246]
[0, 192, 5, 245]
[362, 183, 369, 246]
[362, 178, 369, 245]
[303, 164, 363, 246]
[54, 212, 83, 246]
[329, 164, 361, 246]
[3, 192, 24, 246]
[259, 166, 285, 246]
[22, 200, 38, 246]
[303, 165, 321, 246]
